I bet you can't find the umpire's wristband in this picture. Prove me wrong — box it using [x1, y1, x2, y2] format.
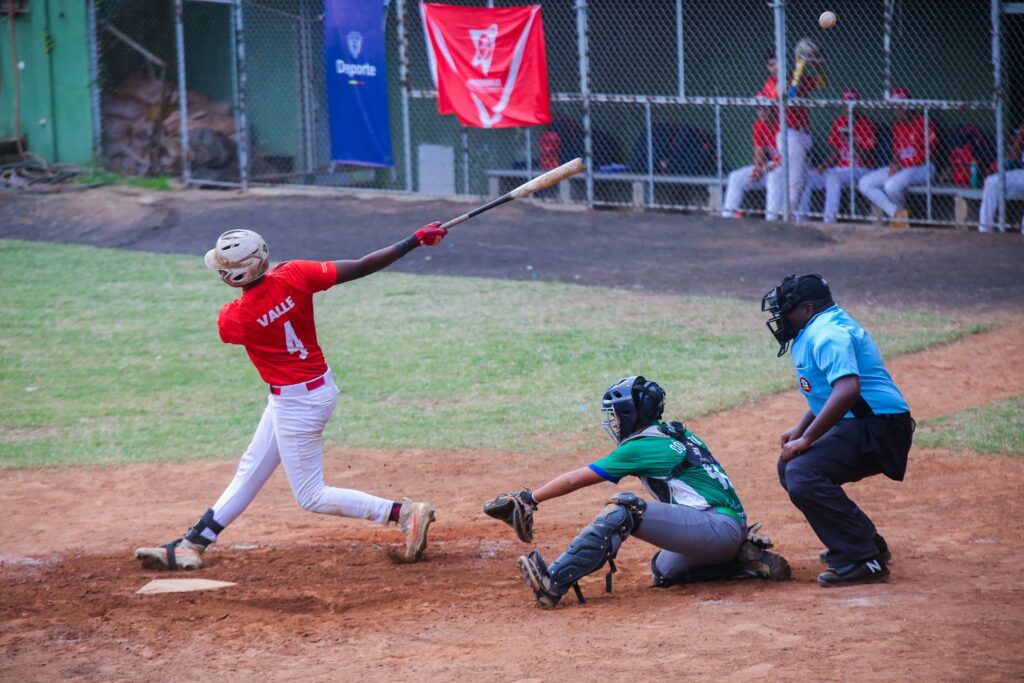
[394, 234, 419, 256]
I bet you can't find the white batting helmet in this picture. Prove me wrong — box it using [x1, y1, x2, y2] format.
[204, 229, 269, 287]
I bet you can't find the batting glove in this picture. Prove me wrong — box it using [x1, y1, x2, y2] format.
[415, 221, 447, 247]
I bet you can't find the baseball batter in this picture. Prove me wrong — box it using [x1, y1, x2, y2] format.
[135, 223, 448, 570]
[759, 52, 824, 218]
[485, 376, 790, 610]
[796, 89, 877, 223]
[858, 88, 936, 227]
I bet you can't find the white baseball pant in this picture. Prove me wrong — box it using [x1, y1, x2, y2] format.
[979, 169, 1024, 232]
[858, 164, 934, 218]
[771, 128, 813, 216]
[721, 165, 768, 217]
[798, 166, 870, 223]
[194, 369, 393, 544]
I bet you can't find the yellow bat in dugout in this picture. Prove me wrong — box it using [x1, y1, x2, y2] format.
[440, 157, 585, 231]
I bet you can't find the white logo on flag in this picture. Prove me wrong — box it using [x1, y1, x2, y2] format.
[469, 24, 498, 75]
[347, 30, 363, 59]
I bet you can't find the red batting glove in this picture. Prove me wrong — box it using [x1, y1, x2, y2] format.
[415, 221, 447, 247]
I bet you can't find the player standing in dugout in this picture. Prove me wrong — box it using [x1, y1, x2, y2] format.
[136, 222, 448, 571]
[762, 274, 914, 587]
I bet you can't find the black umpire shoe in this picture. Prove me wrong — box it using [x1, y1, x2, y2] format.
[819, 535, 891, 567]
[817, 558, 890, 587]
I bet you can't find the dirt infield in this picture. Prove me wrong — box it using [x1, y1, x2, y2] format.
[2, 319, 1023, 681]
[3, 189, 1024, 680]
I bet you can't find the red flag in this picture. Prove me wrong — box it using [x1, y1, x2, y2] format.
[420, 3, 551, 129]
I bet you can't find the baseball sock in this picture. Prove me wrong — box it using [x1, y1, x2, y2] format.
[389, 502, 402, 523]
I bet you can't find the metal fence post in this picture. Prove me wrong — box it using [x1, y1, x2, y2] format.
[924, 107, 932, 221]
[174, 0, 191, 185]
[645, 100, 653, 206]
[847, 102, 855, 220]
[576, 0, 593, 208]
[992, 0, 1005, 232]
[883, 0, 894, 99]
[773, 0, 788, 220]
[233, 0, 250, 191]
[675, 0, 685, 97]
[87, 0, 102, 162]
[395, 0, 413, 192]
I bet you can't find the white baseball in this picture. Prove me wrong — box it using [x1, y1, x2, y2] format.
[819, 11, 837, 30]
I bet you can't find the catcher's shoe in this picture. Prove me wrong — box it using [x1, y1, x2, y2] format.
[397, 499, 436, 563]
[517, 550, 561, 609]
[817, 558, 890, 587]
[134, 538, 205, 571]
[742, 549, 792, 581]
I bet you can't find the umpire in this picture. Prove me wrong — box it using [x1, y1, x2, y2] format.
[761, 274, 914, 587]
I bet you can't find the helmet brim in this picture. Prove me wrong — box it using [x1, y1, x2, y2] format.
[204, 248, 219, 270]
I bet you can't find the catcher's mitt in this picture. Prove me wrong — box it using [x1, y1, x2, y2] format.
[482, 490, 537, 543]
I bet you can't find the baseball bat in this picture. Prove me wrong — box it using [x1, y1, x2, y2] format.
[440, 157, 585, 231]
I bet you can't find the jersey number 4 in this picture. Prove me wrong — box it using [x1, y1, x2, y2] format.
[283, 321, 309, 360]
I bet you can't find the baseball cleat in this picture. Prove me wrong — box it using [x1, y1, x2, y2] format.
[397, 499, 436, 563]
[135, 538, 205, 571]
[817, 558, 890, 587]
[517, 550, 561, 610]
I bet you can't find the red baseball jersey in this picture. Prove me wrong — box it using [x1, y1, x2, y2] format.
[759, 75, 816, 132]
[828, 115, 876, 168]
[753, 118, 781, 162]
[892, 115, 936, 168]
[217, 260, 338, 386]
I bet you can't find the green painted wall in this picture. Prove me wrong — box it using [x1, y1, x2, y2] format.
[0, 1, 95, 165]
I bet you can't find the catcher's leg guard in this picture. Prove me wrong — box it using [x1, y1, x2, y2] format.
[546, 493, 646, 603]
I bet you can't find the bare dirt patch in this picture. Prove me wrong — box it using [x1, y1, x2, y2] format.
[2, 323, 1023, 681]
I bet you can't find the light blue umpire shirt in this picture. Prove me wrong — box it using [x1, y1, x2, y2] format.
[789, 305, 910, 417]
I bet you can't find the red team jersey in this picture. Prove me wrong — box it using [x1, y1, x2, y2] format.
[752, 118, 781, 162]
[891, 115, 936, 168]
[827, 115, 876, 168]
[217, 260, 338, 386]
[759, 75, 817, 132]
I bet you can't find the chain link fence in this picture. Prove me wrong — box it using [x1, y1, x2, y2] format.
[90, 0, 1021, 230]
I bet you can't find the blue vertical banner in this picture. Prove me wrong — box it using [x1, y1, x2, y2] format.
[324, 0, 393, 167]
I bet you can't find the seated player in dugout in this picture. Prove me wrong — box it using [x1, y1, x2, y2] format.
[484, 376, 790, 610]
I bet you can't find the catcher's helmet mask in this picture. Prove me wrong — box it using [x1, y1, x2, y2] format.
[761, 274, 833, 357]
[601, 376, 666, 444]
[205, 229, 270, 287]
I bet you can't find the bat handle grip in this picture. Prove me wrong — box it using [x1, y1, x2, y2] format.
[788, 58, 807, 99]
[439, 215, 469, 231]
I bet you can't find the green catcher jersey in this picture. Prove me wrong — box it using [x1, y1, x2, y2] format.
[588, 422, 747, 524]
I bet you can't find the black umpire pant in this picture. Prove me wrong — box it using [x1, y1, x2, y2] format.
[777, 412, 914, 568]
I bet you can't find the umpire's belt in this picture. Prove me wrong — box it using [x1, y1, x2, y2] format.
[269, 369, 331, 397]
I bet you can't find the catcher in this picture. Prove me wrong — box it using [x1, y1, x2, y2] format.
[484, 376, 790, 610]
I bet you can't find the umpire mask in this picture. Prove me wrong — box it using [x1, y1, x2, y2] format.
[601, 376, 666, 444]
[761, 274, 833, 357]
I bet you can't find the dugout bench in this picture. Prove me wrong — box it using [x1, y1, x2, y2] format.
[486, 168, 722, 211]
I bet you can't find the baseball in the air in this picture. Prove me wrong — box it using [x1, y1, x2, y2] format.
[819, 11, 837, 30]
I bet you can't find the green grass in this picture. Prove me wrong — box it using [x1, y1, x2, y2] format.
[0, 239, 983, 468]
[915, 395, 1024, 456]
[74, 168, 172, 191]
